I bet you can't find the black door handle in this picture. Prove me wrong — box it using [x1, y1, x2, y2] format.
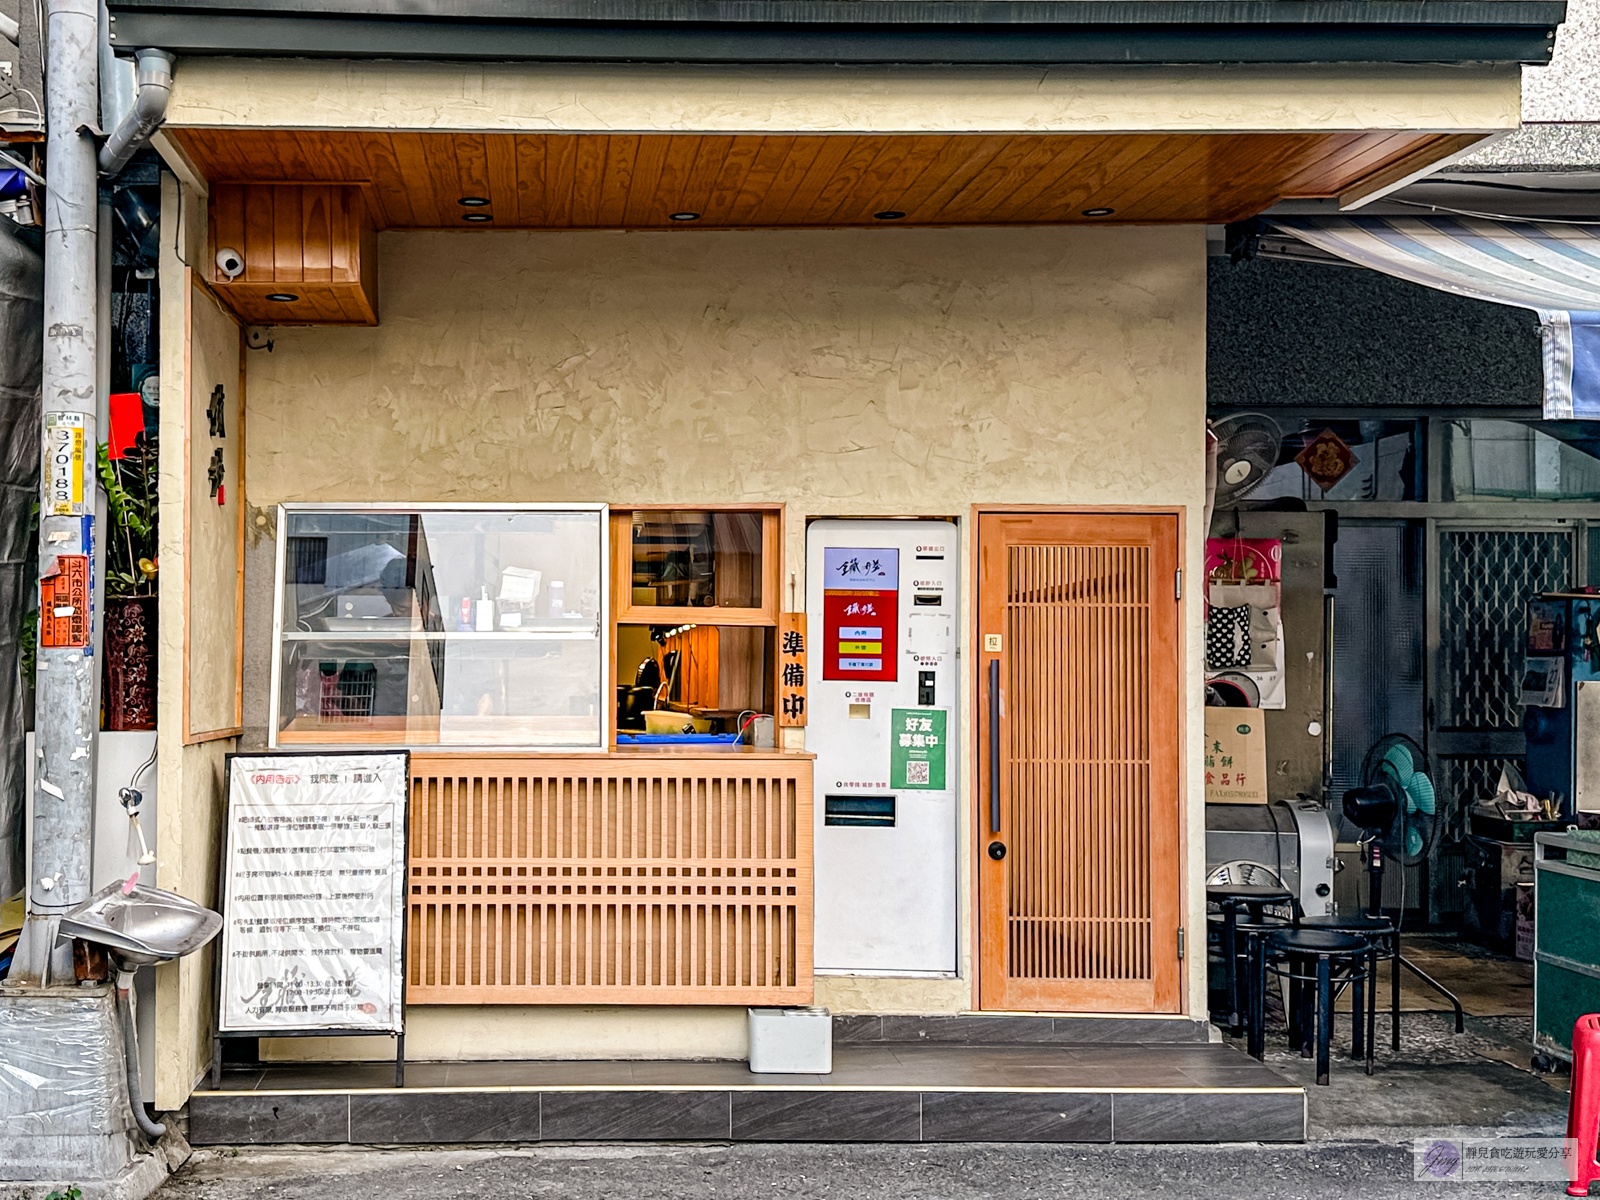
[988, 657, 1001, 834]
[987, 841, 1007, 861]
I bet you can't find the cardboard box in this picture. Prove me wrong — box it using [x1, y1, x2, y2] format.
[1205, 709, 1269, 804]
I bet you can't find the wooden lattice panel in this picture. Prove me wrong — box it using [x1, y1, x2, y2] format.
[406, 755, 814, 1005]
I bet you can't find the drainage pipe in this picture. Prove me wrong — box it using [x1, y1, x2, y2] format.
[115, 965, 166, 1141]
[97, 48, 172, 178]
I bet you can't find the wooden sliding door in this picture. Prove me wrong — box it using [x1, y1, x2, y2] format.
[977, 512, 1183, 1013]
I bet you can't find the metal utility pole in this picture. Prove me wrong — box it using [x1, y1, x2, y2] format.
[10, 0, 102, 985]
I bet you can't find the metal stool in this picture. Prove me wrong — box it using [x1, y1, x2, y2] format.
[1207, 883, 1295, 1037]
[1236, 914, 1295, 1061]
[1298, 912, 1397, 1072]
[1262, 928, 1370, 1085]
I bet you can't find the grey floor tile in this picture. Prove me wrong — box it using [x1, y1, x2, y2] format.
[1175, 1064, 1301, 1087]
[628, 1061, 762, 1086]
[189, 1094, 348, 1145]
[1113, 1091, 1305, 1143]
[541, 1090, 731, 1140]
[830, 1015, 884, 1043]
[254, 1062, 417, 1092]
[207, 1069, 266, 1093]
[1062, 1046, 1239, 1067]
[350, 1091, 541, 1143]
[878, 1015, 1059, 1044]
[825, 1046, 904, 1066]
[992, 1067, 1192, 1089]
[1052, 1017, 1211, 1044]
[921, 1091, 1113, 1142]
[448, 1060, 636, 1088]
[733, 1090, 922, 1141]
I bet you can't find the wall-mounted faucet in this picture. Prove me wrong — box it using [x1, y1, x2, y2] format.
[119, 787, 156, 866]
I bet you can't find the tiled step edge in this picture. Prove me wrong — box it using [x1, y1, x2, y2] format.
[189, 1086, 1305, 1146]
[833, 1015, 1214, 1045]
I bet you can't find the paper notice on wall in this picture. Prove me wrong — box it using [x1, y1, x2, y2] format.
[890, 708, 947, 790]
[218, 753, 408, 1034]
[1522, 657, 1566, 709]
[39, 554, 90, 648]
[43, 411, 88, 516]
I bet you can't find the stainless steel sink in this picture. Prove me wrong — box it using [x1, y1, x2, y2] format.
[58, 880, 223, 965]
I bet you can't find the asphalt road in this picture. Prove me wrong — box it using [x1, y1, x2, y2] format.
[157, 1140, 1576, 1200]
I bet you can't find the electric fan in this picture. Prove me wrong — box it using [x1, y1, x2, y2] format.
[1341, 732, 1465, 1037]
[1343, 734, 1441, 871]
[1210, 413, 1284, 505]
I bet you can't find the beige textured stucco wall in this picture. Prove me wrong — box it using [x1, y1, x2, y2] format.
[156, 178, 240, 1107]
[186, 285, 242, 735]
[164, 59, 1521, 135]
[243, 224, 1210, 1059]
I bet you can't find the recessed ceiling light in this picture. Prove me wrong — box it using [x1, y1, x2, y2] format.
[1081, 207, 1115, 217]
[462, 213, 493, 222]
[265, 293, 298, 302]
[874, 211, 906, 220]
[458, 196, 490, 207]
[669, 212, 700, 222]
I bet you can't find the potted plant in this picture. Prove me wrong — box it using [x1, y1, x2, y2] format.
[98, 430, 158, 730]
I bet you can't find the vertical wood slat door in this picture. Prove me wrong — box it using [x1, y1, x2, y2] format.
[977, 512, 1182, 1013]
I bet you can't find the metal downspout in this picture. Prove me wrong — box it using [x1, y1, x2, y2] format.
[97, 48, 173, 178]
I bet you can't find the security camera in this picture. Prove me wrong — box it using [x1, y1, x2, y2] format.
[215, 247, 244, 280]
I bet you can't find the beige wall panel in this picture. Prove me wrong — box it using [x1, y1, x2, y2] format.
[242, 224, 1211, 1040]
[167, 59, 1520, 136]
[814, 975, 974, 1016]
[262, 1006, 749, 1062]
[247, 226, 1201, 510]
[157, 177, 238, 1108]
[187, 285, 243, 737]
[246, 223, 1212, 1016]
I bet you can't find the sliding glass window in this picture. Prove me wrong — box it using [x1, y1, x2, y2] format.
[271, 505, 607, 749]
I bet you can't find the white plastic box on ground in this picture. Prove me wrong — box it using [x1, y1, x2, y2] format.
[748, 1007, 832, 1074]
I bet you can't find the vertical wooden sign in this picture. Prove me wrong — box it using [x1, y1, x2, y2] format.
[778, 612, 807, 726]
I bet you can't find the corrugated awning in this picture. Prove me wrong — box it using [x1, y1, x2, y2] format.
[1272, 216, 1600, 419]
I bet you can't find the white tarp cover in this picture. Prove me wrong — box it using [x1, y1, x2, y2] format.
[219, 753, 407, 1034]
[1272, 216, 1600, 420]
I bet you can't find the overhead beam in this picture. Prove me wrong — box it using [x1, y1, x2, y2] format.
[105, 0, 1566, 65]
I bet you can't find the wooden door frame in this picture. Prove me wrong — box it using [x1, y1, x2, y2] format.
[965, 504, 1190, 1014]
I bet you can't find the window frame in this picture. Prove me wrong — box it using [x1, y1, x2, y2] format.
[268, 501, 611, 752]
[609, 505, 784, 746]
[611, 506, 782, 627]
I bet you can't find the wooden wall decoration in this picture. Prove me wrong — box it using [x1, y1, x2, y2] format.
[207, 183, 378, 326]
[405, 754, 815, 1005]
[184, 275, 245, 743]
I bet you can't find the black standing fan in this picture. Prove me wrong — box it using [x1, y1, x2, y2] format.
[1342, 733, 1464, 1034]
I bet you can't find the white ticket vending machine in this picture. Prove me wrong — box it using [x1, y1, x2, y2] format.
[806, 519, 959, 974]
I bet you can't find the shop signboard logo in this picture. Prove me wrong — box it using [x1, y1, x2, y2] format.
[822, 547, 899, 682]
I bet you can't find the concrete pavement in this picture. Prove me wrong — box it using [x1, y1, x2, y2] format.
[151, 1139, 1575, 1200]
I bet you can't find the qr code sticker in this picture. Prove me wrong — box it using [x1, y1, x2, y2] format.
[905, 761, 930, 785]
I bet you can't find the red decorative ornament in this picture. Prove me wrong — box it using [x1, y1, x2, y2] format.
[1295, 428, 1355, 491]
